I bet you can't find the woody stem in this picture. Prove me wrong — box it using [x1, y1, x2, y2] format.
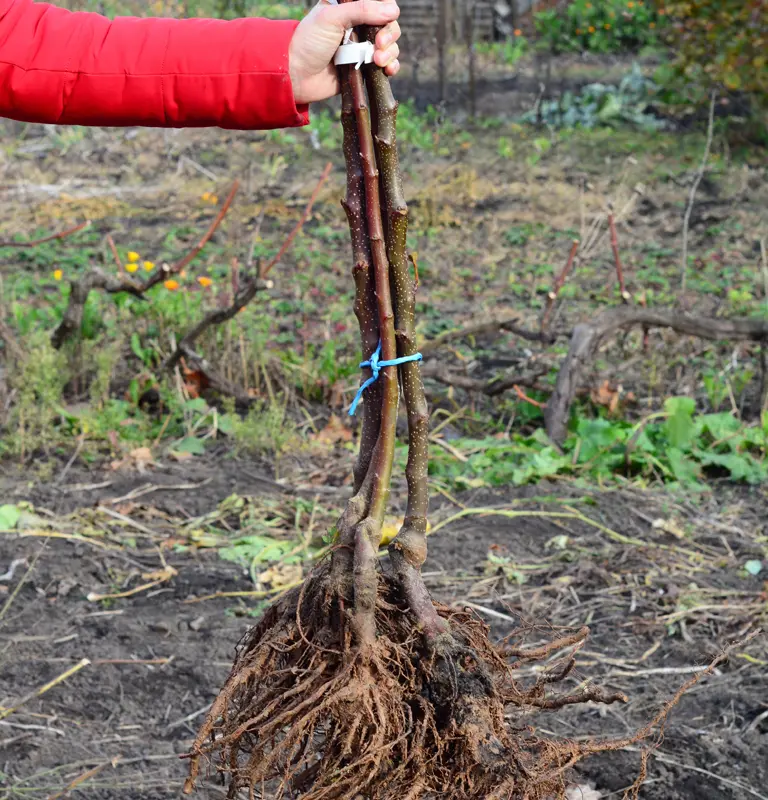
[365, 52, 447, 639]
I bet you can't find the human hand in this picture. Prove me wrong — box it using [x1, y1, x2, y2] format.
[289, 0, 401, 105]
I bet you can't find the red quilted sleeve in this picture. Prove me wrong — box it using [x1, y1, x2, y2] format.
[0, 0, 309, 130]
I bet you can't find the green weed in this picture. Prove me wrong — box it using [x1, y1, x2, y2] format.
[535, 0, 663, 54]
[3, 333, 69, 459]
[428, 401, 768, 492]
[476, 35, 528, 67]
[223, 400, 299, 458]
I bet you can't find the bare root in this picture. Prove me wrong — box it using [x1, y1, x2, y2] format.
[183, 570, 649, 800]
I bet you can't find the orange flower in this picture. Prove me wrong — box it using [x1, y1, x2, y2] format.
[197, 276, 213, 288]
[514, 28, 522, 36]
[180, 269, 188, 279]
[627, 1, 634, 7]
[649, 21, 655, 28]
[576, 28, 582, 34]
[588, 25, 595, 33]
[604, 23, 611, 29]
[164, 279, 180, 291]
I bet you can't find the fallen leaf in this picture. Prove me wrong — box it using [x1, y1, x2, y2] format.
[313, 415, 353, 445]
[652, 518, 687, 539]
[141, 566, 178, 581]
[590, 380, 620, 412]
[380, 518, 403, 546]
[180, 359, 209, 399]
[110, 447, 155, 473]
[258, 562, 303, 589]
[328, 380, 346, 409]
[380, 518, 432, 547]
[0, 504, 21, 530]
[170, 450, 194, 462]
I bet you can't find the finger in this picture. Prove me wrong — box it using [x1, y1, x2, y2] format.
[375, 20, 400, 48]
[374, 42, 399, 68]
[329, 0, 400, 30]
[384, 58, 400, 77]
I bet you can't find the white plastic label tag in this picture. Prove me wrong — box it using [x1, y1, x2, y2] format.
[325, 0, 374, 70]
[334, 41, 375, 69]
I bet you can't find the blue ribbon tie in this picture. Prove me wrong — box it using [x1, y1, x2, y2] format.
[348, 340, 423, 416]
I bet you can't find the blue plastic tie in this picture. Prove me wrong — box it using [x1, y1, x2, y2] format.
[348, 340, 423, 416]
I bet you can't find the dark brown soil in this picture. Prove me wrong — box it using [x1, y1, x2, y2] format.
[1, 459, 766, 799]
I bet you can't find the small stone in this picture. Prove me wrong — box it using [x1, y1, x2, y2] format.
[150, 621, 171, 634]
[57, 578, 78, 597]
[189, 615, 206, 632]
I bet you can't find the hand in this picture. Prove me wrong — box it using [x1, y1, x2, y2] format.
[289, 0, 401, 105]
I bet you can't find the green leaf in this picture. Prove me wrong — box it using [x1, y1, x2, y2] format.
[664, 396, 695, 448]
[744, 559, 763, 576]
[130, 332, 144, 362]
[0, 504, 21, 530]
[576, 418, 622, 461]
[217, 414, 236, 435]
[175, 437, 206, 455]
[219, 535, 296, 566]
[597, 92, 622, 121]
[184, 398, 208, 414]
[667, 447, 701, 485]
[698, 451, 765, 484]
[696, 412, 740, 442]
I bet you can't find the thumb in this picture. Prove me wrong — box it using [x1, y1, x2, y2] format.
[325, 0, 400, 31]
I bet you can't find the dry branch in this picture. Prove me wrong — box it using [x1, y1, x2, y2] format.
[422, 361, 547, 396]
[105, 234, 122, 272]
[144, 181, 240, 290]
[51, 182, 239, 349]
[607, 212, 628, 302]
[541, 239, 579, 332]
[164, 165, 330, 378]
[0, 220, 90, 248]
[545, 306, 768, 444]
[260, 162, 331, 279]
[421, 310, 553, 356]
[681, 92, 716, 292]
[164, 275, 271, 372]
[51, 268, 145, 349]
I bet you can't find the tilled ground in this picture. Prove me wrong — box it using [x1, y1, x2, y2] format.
[0, 457, 766, 799]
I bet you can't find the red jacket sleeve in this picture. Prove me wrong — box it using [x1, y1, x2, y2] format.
[0, 0, 309, 130]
